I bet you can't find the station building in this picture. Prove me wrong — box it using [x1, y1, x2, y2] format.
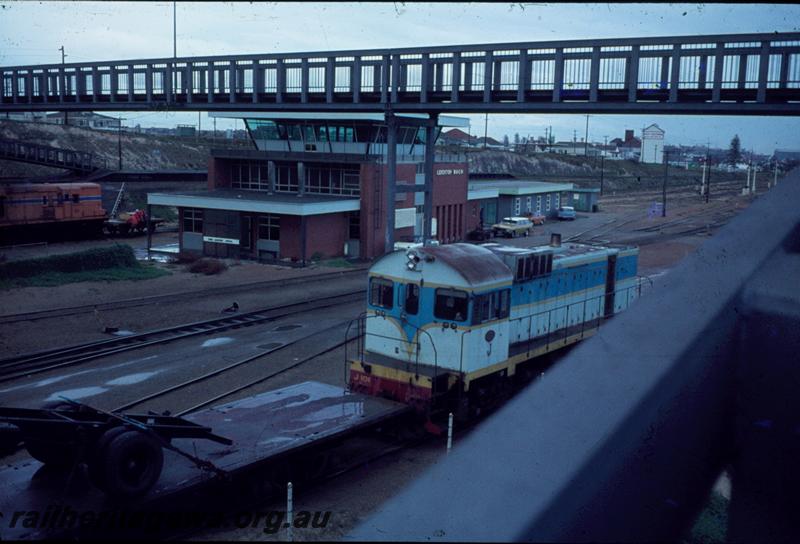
[467, 179, 575, 222]
[148, 113, 469, 264]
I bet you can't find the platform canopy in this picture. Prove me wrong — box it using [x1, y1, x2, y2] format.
[148, 190, 360, 216]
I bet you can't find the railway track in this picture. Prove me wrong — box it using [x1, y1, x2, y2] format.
[0, 289, 363, 383]
[0, 267, 367, 324]
[112, 320, 354, 415]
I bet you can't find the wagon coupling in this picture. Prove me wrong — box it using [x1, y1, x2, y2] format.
[0, 398, 232, 499]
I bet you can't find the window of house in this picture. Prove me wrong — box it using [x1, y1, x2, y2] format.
[514, 198, 521, 215]
[404, 283, 420, 315]
[258, 214, 280, 240]
[370, 277, 394, 309]
[536, 196, 542, 213]
[434, 288, 468, 321]
[183, 208, 203, 233]
[526, 196, 532, 212]
[546, 194, 551, 211]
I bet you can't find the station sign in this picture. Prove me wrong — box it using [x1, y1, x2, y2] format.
[435, 168, 465, 176]
[203, 236, 240, 245]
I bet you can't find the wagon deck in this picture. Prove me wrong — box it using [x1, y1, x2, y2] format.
[0, 381, 409, 540]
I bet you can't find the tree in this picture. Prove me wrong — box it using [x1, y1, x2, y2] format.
[503, 134, 510, 148]
[728, 135, 741, 166]
[514, 133, 520, 146]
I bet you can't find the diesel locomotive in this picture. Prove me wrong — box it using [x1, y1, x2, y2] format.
[348, 235, 641, 422]
[0, 182, 107, 244]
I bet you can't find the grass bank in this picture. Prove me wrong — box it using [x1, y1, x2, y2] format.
[0, 245, 171, 289]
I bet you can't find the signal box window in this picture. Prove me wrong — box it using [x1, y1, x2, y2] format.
[434, 288, 468, 322]
[404, 284, 419, 316]
[183, 208, 204, 233]
[258, 215, 280, 240]
[370, 278, 394, 309]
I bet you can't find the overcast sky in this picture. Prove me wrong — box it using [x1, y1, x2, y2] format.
[1, 2, 799, 154]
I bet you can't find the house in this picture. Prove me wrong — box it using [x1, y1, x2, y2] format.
[610, 129, 642, 161]
[438, 128, 475, 147]
[45, 112, 120, 130]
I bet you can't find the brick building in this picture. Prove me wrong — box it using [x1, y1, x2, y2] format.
[148, 113, 469, 264]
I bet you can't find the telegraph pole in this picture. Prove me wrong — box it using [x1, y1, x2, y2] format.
[59, 46, 68, 126]
[599, 154, 605, 195]
[173, 1, 177, 58]
[705, 151, 711, 204]
[584, 114, 590, 157]
[483, 113, 488, 149]
[117, 116, 125, 170]
[662, 151, 668, 217]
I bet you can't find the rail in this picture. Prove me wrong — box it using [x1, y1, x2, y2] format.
[351, 171, 800, 541]
[2, 32, 800, 114]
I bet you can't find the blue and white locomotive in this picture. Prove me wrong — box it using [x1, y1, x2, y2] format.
[349, 235, 640, 420]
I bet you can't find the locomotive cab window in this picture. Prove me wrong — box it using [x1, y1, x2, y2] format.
[370, 278, 394, 309]
[434, 288, 468, 322]
[72, 194, 80, 203]
[404, 283, 419, 315]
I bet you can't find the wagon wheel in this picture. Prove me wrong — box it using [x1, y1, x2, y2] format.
[92, 430, 164, 498]
[86, 426, 129, 491]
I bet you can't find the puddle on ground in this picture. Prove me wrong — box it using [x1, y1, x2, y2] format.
[201, 337, 235, 348]
[111, 330, 136, 336]
[273, 324, 302, 332]
[105, 371, 160, 386]
[46, 386, 108, 402]
[133, 246, 179, 263]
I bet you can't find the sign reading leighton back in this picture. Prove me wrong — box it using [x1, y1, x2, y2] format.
[203, 236, 240, 245]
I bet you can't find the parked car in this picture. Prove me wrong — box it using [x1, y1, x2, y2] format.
[467, 225, 494, 241]
[557, 206, 577, 220]
[528, 213, 546, 225]
[491, 216, 533, 237]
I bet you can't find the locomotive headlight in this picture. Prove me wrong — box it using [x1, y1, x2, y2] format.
[406, 249, 422, 271]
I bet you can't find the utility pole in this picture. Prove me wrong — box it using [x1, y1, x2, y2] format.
[173, 1, 177, 58]
[774, 160, 779, 186]
[117, 116, 125, 170]
[599, 154, 605, 195]
[662, 151, 668, 217]
[197, 112, 201, 142]
[59, 46, 68, 126]
[705, 151, 711, 204]
[483, 113, 488, 149]
[584, 114, 590, 157]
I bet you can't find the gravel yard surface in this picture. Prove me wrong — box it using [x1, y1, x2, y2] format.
[0, 233, 366, 356]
